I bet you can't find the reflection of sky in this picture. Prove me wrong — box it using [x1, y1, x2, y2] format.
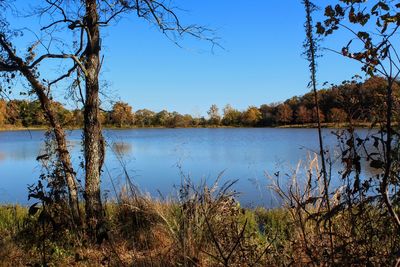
[0, 128, 372, 207]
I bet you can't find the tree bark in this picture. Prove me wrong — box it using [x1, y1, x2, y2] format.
[83, 0, 105, 237]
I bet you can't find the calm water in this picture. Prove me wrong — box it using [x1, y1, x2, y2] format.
[0, 128, 371, 207]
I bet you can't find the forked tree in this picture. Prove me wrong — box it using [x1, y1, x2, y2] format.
[0, 0, 217, 239]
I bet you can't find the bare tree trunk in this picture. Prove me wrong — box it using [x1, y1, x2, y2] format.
[83, 0, 105, 237]
[382, 78, 400, 228]
[0, 36, 82, 226]
[31, 77, 82, 227]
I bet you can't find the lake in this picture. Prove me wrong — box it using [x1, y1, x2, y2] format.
[0, 128, 372, 207]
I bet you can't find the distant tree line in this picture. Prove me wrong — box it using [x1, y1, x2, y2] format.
[1, 76, 397, 128]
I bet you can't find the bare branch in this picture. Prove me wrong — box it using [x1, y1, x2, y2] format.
[29, 53, 87, 76]
[41, 19, 82, 31]
[48, 63, 78, 88]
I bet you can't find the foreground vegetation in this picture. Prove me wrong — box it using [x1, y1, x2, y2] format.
[1, 167, 399, 266]
[0, 198, 285, 266]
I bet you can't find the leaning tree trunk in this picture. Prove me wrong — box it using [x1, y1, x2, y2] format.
[83, 0, 105, 238]
[0, 36, 82, 226]
[25, 71, 82, 227]
[0, 38, 82, 226]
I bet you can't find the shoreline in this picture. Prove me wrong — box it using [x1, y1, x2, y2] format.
[0, 122, 375, 132]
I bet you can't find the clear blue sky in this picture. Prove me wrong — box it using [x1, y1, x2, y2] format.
[9, 0, 363, 116]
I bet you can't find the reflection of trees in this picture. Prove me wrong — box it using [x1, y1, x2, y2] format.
[112, 142, 133, 156]
[2, 144, 41, 161]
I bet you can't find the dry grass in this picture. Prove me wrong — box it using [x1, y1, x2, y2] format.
[0, 179, 277, 266]
[269, 153, 400, 266]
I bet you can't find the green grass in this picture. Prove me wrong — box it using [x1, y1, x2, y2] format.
[0, 205, 28, 235]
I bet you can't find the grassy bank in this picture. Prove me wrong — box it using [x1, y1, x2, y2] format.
[0, 184, 398, 266]
[0, 201, 290, 266]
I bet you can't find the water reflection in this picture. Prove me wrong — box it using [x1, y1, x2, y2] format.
[0, 128, 374, 205]
[0, 143, 41, 161]
[111, 142, 133, 155]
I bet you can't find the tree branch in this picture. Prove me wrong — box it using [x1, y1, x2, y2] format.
[29, 53, 87, 76]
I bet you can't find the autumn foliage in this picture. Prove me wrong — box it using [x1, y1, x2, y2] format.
[1, 76, 395, 129]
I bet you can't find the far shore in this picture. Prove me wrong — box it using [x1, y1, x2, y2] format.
[0, 122, 376, 132]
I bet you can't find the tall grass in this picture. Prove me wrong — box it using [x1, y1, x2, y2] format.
[270, 153, 400, 265]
